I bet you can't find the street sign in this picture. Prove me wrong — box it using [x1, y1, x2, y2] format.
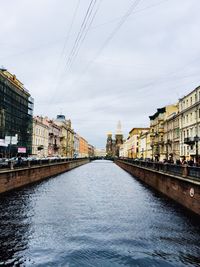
[18, 147, 26, 153]
[0, 139, 7, 147]
[5, 134, 18, 145]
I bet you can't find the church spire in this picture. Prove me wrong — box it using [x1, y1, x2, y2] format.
[116, 120, 122, 135]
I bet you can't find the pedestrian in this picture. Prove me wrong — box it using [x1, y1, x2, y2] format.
[17, 155, 22, 166]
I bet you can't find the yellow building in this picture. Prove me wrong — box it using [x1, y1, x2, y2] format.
[120, 128, 149, 158]
[119, 138, 132, 158]
[66, 120, 74, 158]
[32, 116, 49, 157]
[54, 115, 74, 158]
[149, 104, 178, 161]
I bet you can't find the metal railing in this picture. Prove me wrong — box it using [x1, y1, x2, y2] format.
[118, 158, 200, 180]
[0, 157, 88, 171]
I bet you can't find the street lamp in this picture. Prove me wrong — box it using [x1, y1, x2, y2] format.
[194, 135, 199, 165]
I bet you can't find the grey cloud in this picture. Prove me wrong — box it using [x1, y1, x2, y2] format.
[1, 0, 200, 147]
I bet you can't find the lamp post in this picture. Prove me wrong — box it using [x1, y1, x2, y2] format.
[194, 135, 199, 165]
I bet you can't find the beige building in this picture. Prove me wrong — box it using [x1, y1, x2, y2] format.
[46, 118, 61, 157]
[66, 120, 74, 158]
[119, 138, 131, 158]
[32, 116, 49, 157]
[179, 86, 200, 163]
[54, 115, 74, 158]
[120, 128, 149, 158]
[149, 105, 178, 161]
[163, 111, 180, 162]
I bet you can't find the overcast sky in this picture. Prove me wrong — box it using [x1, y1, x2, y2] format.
[1, 0, 200, 148]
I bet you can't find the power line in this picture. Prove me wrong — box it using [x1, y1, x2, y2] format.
[71, 0, 142, 85]
[55, 0, 81, 75]
[67, 0, 102, 73]
[64, 0, 97, 72]
[50, 0, 101, 104]
[0, 0, 168, 62]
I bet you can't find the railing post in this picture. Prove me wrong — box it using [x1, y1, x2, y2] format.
[9, 161, 14, 170]
[28, 161, 31, 168]
[182, 164, 188, 177]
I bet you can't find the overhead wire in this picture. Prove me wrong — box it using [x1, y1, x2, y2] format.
[55, 0, 81, 75]
[69, 0, 142, 86]
[51, 0, 99, 102]
[50, 0, 102, 104]
[0, 0, 168, 62]
[64, 0, 97, 72]
[66, 0, 102, 73]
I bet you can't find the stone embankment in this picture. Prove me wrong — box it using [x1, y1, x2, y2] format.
[0, 158, 89, 194]
[116, 159, 200, 216]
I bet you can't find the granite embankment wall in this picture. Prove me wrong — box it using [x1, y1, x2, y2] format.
[116, 160, 200, 216]
[0, 159, 89, 194]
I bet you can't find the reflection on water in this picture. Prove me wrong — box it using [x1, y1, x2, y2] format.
[0, 160, 200, 267]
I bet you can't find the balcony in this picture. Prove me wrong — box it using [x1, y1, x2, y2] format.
[184, 137, 195, 145]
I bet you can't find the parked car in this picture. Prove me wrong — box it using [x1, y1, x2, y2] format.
[0, 158, 8, 168]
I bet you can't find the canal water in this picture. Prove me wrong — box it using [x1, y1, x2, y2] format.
[0, 160, 200, 267]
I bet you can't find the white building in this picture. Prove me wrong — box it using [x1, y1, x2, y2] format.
[74, 132, 80, 158]
[94, 148, 106, 157]
[179, 86, 200, 163]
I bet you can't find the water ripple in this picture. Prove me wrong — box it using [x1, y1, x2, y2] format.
[0, 160, 200, 267]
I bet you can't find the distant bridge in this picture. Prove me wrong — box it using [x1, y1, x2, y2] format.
[90, 157, 114, 161]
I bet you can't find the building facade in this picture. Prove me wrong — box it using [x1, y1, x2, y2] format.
[149, 105, 178, 161]
[179, 86, 200, 163]
[54, 115, 74, 158]
[106, 121, 123, 157]
[163, 112, 180, 162]
[88, 144, 95, 158]
[138, 131, 151, 159]
[0, 68, 33, 157]
[32, 116, 49, 157]
[79, 136, 88, 157]
[114, 121, 123, 157]
[128, 128, 149, 158]
[94, 148, 106, 157]
[74, 132, 80, 158]
[106, 133, 115, 157]
[47, 118, 61, 157]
